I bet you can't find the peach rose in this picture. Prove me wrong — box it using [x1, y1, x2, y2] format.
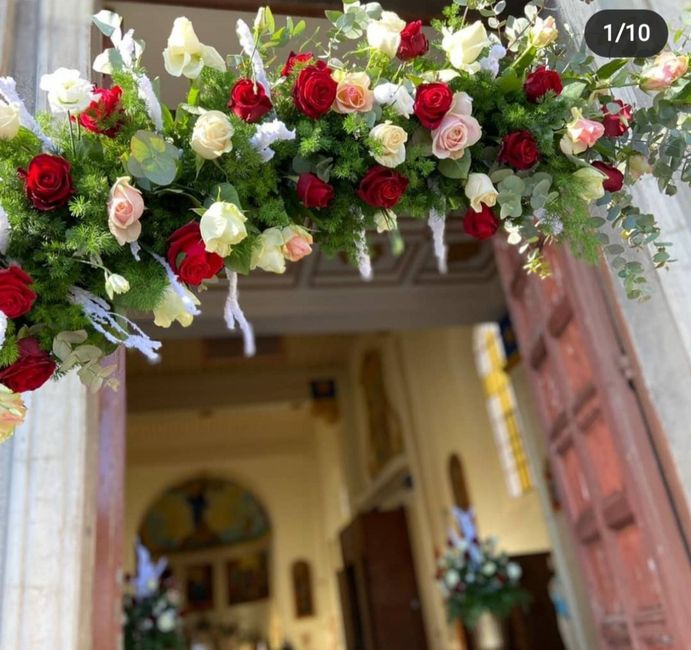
[431, 92, 481, 160]
[333, 72, 375, 114]
[107, 177, 145, 245]
[640, 52, 688, 91]
[281, 225, 313, 262]
[559, 108, 604, 156]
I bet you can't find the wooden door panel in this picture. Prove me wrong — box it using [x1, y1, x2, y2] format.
[494, 240, 691, 649]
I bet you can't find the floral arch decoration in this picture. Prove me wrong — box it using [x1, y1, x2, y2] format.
[0, 0, 688, 439]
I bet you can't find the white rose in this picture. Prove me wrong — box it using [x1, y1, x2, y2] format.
[104, 273, 130, 300]
[464, 173, 498, 211]
[0, 102, 20, 140]
[373, 83, 414, 118]
[442, 21, 489, 72]
[153, 285, 201, 328]
[191, 110, 234, 160]
[572, 166, 606, 202]
[200, 201, 247, 257]
[251, 227, 286, 274]
[163, 17, 226, 79]
[374, 210, 397, 233]
[531, 16, 558, 49]
[367, 11, 406, 58]
[369, 121, 408, 168]
[39, 68, 94, 114]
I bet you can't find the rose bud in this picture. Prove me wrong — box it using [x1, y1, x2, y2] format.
[0, 337, 56, 393]
[463, 204, 500, 240]
[167, 222, 224, 286]
[523, 66, 563, 103]
[77, 86, 125, 137]
[296, 173, 335, 209]
[591, 161, 624, 192]
[281, 51, 313, 77]
[397, 21, 429, 61]
[498, 131, 539, 170]
[228, 79, 273, 123]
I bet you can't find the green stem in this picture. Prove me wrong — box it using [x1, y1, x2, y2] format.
[67, 112, 76, 156]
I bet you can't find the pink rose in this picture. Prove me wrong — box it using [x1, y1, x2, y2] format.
[640, 53, 688, 91]
[560, 108, 604, 155]
[332, 72, 375, 114]
[431, 92, 481, 160]
[281, 225, 313, 262]
[107, 177, 144, 245]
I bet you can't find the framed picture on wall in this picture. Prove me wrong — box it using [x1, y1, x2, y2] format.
[185, 563, 215, 611]
[226, 551, 270, 606]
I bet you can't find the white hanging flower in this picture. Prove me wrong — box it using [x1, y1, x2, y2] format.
[367, 11, 406, 58]
[163, 17, 226, 79]
[191, 110, 234, 160]
[0, 101, 20, 140]
[373, 83, 415, 118]
[251, 228, 286, 274]
[375, 210, 397, 233]
[369, 121, 408, 168]
[442, 21, 489, 72]
[153, 285, 201, 328]
[104, 272, 130, 300]
[200, 201, 247, 257]
[39, 68, 94, 114]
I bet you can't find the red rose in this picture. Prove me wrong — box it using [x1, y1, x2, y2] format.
[77, 86, 124, 137]
[297, 173, 335, 209]
[282, 51, 313, 77]
[498, 131, 539, 170]
[592, 161, 624, 192]
[228, 79, 273, 123]
[357, 165, 408, 209]
[293, 61, 338, 119]
[397, 21, 429, 61]
[463, 205, 499, 240]
[167, 222, 224, 286]
[601, 99, 633, 137]
[0, 266, 36, 319]
[0, 337, 56, 393]
[414, 83, 453, 129]
[18, 153, 74, 211]
[523, 66, 563, 103]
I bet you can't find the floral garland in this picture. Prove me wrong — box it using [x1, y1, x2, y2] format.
[0, 0, 688, 439]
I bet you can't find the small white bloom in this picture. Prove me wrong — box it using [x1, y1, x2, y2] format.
[105, 273, 130, 300]
[442, 21, 489, 72]
[153, 285, 201, 328]
[367, 11, 406, 58]
[478, 44, 507, 79]
[156, 610, 176, 633]
[506, 562, 522, 581]
[369, 121, 408, 168]
[374, 210, 397, 233]
[39, 68, 94, 114]
[251, 227, 286, 274]
[191, 110, 234, 160]
[163, 17, 226, 79]
[445, 569, 461, 589]
[373, 83, 414, 118]
[0, 102, 20, 140]
[465, 173, 498, 211]
[531, 15, 558, 49]
[200, 201, 247, 257]
[482, 561, 497, 576]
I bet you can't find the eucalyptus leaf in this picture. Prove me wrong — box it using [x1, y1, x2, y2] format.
[438, 153, 471, 179]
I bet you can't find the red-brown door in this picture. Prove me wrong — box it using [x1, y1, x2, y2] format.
[494, 240, 691, 650]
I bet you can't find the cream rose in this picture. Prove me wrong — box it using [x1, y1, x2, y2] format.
[442, 21, 489, 72]
[374, 210, 398, 233]
[465, 173, 498, 211]
[367, 11, 406, 58]
[0, 384, 26, 444]
[369, 121, 408, 168]
[281, 225, 313, 262]
[373, 83, 414, 118]
[251, 228, 286, 274]
[39, 68, 94, 114]
[0, 102, 20, 140]
[191, 110, 234, 160]
[431, 92, 482, 160]
[107, 177, 145, 246]
[153, 285, 201, 328]
[572, 166, 605, 202]
[560, 107, 605, 156]
[200, 201, 247, 257]
[640, 52, 688, 91]
[333, 72, 375, 114]
[530, 16, 558, 49]
[163, 17, 226, 79]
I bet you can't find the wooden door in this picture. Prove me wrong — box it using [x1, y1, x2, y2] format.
[493, 241, 691, 650]
[339, 508, 428, 650]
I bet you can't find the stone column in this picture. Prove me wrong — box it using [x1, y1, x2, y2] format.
[0, 1, 113, 649]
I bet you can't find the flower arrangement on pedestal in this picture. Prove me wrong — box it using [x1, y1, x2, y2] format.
[0, 0, 688, 439]
[437, 507, 529, 628]
[124, 543, 185, 650]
